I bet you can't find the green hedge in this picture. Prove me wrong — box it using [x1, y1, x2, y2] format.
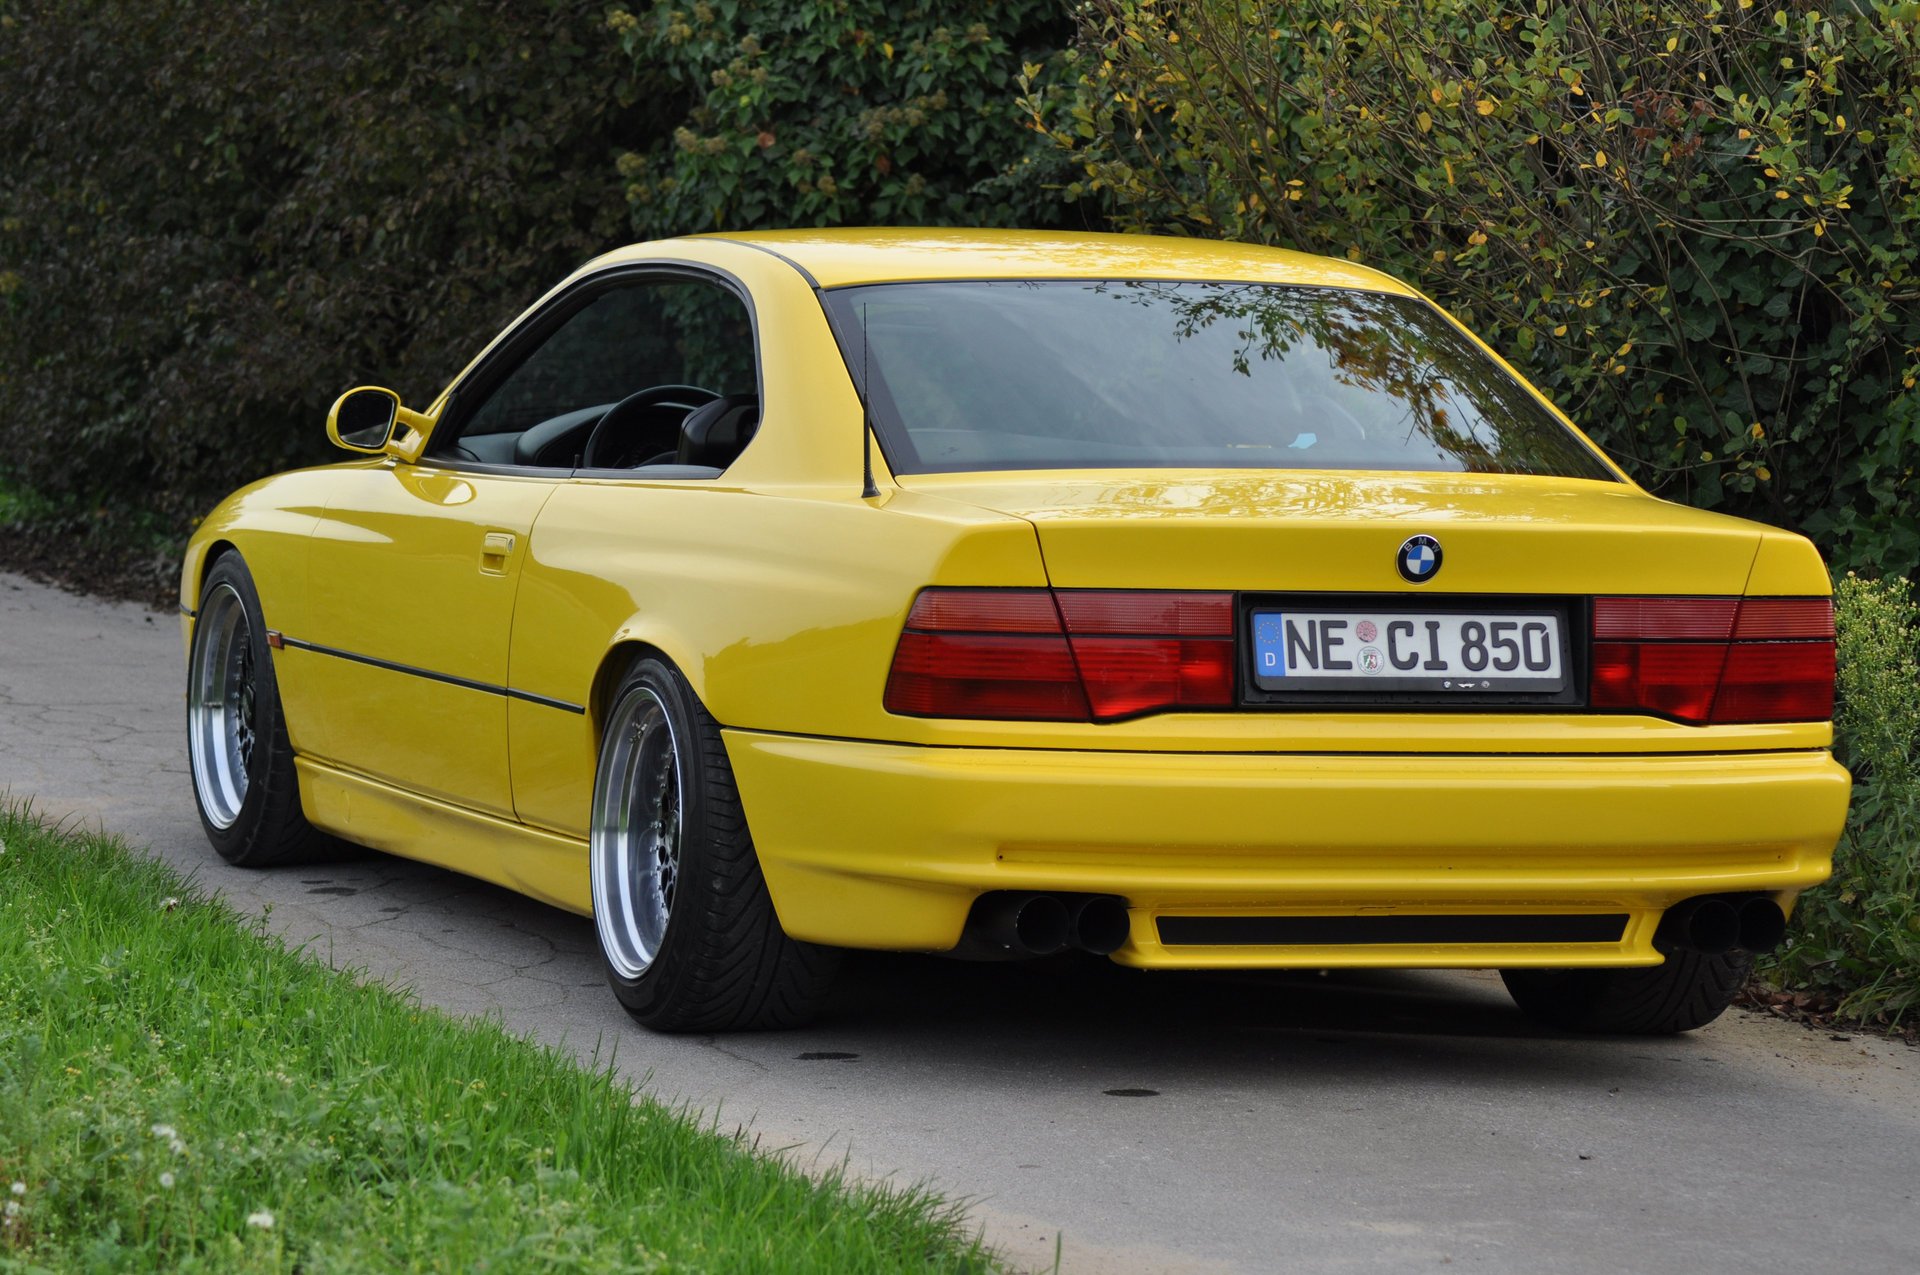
[1765, 573, 1920, 1022]
[1026, 0, 1920, 577]
[0, 0, 670, 517]
[608, 1, 1074, 236]
[0, 1, 1067, 520]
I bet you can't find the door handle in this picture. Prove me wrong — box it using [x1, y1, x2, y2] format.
[479, 531, 515, 573]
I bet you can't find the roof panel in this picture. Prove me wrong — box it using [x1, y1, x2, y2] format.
[666, 227, 1420, 293]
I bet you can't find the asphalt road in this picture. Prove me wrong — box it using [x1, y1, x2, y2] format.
[3, 568, 1917, 1274]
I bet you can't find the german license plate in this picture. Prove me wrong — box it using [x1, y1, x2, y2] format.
[1250, 608, 1566, 694]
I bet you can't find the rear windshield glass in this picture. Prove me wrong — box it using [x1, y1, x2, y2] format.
[823, 281, 1615, 480]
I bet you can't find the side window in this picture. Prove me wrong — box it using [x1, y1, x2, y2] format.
[446, 275, 756, 470]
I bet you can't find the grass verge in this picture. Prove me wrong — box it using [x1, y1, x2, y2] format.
[0, 804, 994, 1273]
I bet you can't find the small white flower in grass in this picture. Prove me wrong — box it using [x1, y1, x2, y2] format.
[161, 896, 180, 912]
[150, 1123, 177, 1139]
[169, 1138, 187, 1156]
[159, 1171, 175, 1190]
[246, 1209, 274, 1230]
[3, 1200, 18, 1218]
[8, 1182, 21, 1196]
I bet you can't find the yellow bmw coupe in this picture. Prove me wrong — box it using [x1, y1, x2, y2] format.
[181, 229, 1850, 1034]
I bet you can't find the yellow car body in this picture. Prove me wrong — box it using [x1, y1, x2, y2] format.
[180, 229, 1849, 998]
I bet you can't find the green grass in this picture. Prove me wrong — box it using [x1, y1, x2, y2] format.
[0, 805, 996, 1273]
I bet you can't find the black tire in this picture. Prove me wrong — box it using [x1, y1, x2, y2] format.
[1501, 949, 1751, 1034]
[186, 553, 335, 866]
[590, 656, 838, 1032]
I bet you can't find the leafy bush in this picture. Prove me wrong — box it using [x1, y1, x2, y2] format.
[607, 0, 1076, 236]
[1765, 574, 1920, 1022]
[0, 0, 670, 519]
[0, 2, 1078, 523]
[1027, 0, 1920, 576]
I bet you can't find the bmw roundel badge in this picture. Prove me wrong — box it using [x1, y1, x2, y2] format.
[1397, 535, 1442, 583]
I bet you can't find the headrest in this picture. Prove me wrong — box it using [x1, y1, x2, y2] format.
[676, 394, 760, 468]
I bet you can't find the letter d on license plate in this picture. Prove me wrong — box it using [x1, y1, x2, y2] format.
[1251, 608, 1566, 695]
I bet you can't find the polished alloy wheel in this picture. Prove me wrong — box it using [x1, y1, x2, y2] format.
[187, 582, 256, 829]
[591, 685, 684, 980]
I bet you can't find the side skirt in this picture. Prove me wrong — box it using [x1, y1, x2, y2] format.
[294, 756, 592, 916]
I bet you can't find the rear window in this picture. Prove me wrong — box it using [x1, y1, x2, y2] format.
[823, 280, 1615, 480]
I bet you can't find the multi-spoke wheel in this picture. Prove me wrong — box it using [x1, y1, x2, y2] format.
[186, 554, 332, 866]
[591, 684, 683, 980]
[589, 657, 838, 1031]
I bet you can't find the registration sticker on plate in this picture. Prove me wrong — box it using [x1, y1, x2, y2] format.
[1250, 609, 1565, 694]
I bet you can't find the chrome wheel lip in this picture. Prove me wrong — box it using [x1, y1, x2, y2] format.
[590, 684, 684, 981]
[186, 582, 255, 830]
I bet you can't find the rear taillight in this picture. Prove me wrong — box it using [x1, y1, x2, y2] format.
[884, 588, 1234, 722]
[1590, 597, 1834, 724]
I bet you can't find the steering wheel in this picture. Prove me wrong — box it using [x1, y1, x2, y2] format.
[581, 384, 720, 469]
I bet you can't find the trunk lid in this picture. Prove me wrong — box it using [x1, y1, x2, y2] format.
[897, 471, 1765, 596]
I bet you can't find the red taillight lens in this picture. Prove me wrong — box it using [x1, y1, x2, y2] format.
[902, 589, 1062, 633]
[1056, 590, 1235, 636]
[1712, 641, 1836, 723]
[1592, 597, 1737, 640]
[884, 630, 1090, 721]
[1590, 641, 1727, 723]
[1591, 597, 1835, 724]
[884, 588, 1234, 721]
[1732, 598, 1834, 640]
[1070, 637, 1235, 718]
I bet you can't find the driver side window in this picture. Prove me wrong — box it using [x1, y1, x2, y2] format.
[447, 275, 756, 469]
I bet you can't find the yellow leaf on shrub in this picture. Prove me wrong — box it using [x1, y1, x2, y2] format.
[1596, 149, 1608, 167]
[1475, 98, 1496, 115]
[1417, 111, 1433, 133]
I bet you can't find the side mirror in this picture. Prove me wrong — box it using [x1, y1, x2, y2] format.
[327, 386, 434, 461]
[328, 387, 399, 452]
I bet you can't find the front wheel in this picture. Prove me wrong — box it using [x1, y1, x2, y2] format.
[589, 657, 838, 1031]
[1501, 949, 1751, 1035]
[186, 554, 334, 866]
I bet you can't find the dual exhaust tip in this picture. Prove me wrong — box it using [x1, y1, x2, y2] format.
[953, 891, 1131, 960]
[1656, 893, 1788, 957]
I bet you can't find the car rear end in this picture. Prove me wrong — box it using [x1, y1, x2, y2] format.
[722, 253, 1850, 986]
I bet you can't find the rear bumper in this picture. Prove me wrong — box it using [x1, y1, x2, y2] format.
[725, 730, 1850, 969]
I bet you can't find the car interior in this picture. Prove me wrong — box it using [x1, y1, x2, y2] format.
[440, 389, 761, 476]
[428, 275, 762, 478]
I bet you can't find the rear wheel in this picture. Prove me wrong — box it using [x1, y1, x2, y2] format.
[1501, 949, 1750, 1034]
[187, 554, 334, 866]
[590, 656, 838, 1031]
